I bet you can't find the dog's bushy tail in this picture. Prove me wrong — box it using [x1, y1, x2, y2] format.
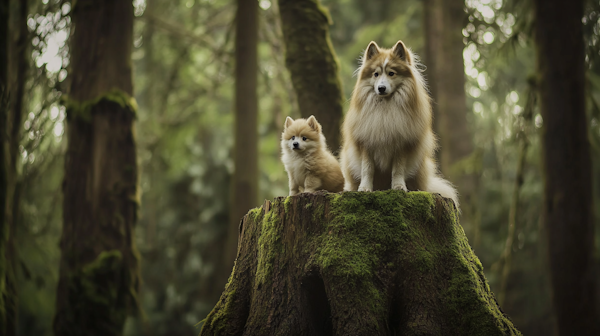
[423, 158, 460, 212]
[427, 176, 459, 211]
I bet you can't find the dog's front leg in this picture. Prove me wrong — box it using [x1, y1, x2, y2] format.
[288, 172, 300, 196]
[391, 159, 408, 191]
[303, 174, 322, 193]
[358, 152, 374, 192]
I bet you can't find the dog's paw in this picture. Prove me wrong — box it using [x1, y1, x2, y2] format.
[392, 184, 408, 192]
[358, 185, 373, 192]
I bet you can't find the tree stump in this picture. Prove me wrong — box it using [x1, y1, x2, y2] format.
[200, 190, 521, 336]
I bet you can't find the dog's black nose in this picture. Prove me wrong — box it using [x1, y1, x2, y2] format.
[378, 85, 386, 93]
[293, 142, 299, 148]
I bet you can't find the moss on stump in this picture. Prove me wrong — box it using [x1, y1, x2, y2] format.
[200, 190, 521, 336]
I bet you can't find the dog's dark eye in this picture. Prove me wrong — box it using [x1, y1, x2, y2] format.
[374, 72, 379, 77]
[302, 137, 307, 141]
[291, 136, 295, 140]
[389, 72, 394, 76]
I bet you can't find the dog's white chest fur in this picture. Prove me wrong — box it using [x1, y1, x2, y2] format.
[350, 97, 419, 168]
[282, 152, 309, 187]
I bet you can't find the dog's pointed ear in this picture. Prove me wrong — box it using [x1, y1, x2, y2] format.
[392, 40, 411, 64]
[307, 115, 322, 133]
[365, 41, 380, 60]
[285, 116, 294, 129]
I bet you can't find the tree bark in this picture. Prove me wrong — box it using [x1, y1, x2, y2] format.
[423, 0, 479, 247]
[430, 1, 473, 175]
[533, 0, 600, 335]
[423, 0, 442, 143]
[4, 0, 29, 333]
[201, 191, 521, 336]
[53, 1, 141, 335]
[0, 0, 9, 333]
[223, 0, 259, 296]
[278, 0, 344, 152]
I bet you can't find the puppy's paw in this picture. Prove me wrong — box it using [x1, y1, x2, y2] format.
[392, 183, 408, 192]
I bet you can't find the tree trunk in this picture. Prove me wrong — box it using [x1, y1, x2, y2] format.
[223, 0, 259, 296]
[533, 0, 600, 335]
[278, 0, 344, 152]
[53, 1, 141, 335]
[430, 1, 473, 175]
[4, 0, 29, 333]
[201, 191, 521, 336]
[0, 0, 8, 333]
[423, 0, 442, 143]
[423, 0, 479, 247]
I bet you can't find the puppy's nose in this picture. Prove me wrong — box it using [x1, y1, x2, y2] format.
[378, 85, 386, 94]
[293, 142, 299, 148]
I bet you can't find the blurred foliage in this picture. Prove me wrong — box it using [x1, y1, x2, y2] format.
[8, 0, 600, 335]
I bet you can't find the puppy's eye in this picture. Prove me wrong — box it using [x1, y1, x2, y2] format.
[388, 72, 395, 76]
[291, 136, 295, 140]
[374, 72, 379, 77]
[302, 137, 307, 141]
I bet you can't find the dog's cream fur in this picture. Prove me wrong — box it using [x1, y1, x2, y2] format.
[340, 40, 459, 208]
[281, 116, 344, 196]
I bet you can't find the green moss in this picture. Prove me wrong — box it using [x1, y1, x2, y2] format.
[314, 190, 430, 278]
[248, 207, 262, 221]
[311, 202, 325, 223]
[303, 191, 433, 328]
[57, 249, 137, 334]
[439, 217, 518, 335]
[62, 88, 138, 122]
[78, 250, 123, 306]
[255, 201, 282, 288]
[283, 196, 292, 213]
[205, 288, 238, 333]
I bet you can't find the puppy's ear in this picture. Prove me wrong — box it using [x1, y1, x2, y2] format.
[285, 116, 294, 129]
[307, 115, 322, 133]
[392, 40, 411, 64]
[365, 41, 380, 60]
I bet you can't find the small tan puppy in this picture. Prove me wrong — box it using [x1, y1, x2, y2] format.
[340, 40, 459, 208]
[281, 116, 344, 196]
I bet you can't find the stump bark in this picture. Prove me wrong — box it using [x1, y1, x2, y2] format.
[200, 190, 521, 336]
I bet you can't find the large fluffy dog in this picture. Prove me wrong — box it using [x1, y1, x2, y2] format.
[340, 40, 458, 208]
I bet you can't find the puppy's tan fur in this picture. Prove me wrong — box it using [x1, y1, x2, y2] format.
[281, 116, 344, 196]
[340, 40, 459, 208]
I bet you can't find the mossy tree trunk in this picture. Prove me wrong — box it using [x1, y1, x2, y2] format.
[533, 0, 600, 335]
[222, 0, 260, 298]
[0, 0, 9, 333]
[200, 191, 521, 336]
[53, 1, 141, 335]
[278, 0, 344, 152]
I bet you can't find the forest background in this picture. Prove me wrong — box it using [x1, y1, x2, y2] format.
[1, 0, 600, 335]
